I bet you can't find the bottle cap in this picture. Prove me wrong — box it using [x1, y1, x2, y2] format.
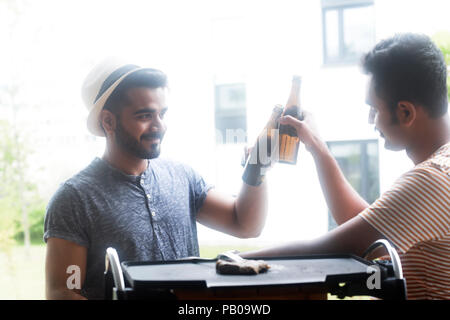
[292, 75, 302, 83]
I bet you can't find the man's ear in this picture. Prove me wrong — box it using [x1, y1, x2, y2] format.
[99, 110, 117, 136]
[396, 101, 417, 127]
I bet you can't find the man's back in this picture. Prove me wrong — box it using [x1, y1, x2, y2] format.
[360, 143, 450, 299]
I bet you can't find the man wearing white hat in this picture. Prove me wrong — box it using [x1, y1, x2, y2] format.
[43, 60, 273, 300]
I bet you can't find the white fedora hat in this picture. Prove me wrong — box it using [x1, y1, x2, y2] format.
[81, 59, 157, 137]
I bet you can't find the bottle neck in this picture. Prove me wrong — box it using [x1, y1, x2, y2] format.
[286, 78, 301, 109]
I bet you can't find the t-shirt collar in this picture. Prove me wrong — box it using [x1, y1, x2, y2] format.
[94, 157, 151, 183]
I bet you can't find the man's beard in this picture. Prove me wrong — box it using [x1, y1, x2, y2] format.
[377, 115, 404, 152]
[115, 121, 162, 159]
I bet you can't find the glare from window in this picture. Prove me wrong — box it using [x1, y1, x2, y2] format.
[0, 0, 449, 299]
[325, 9, 340, 60]
[343, 5, 376, 60]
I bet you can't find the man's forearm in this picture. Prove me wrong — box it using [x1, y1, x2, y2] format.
[241, 235, 362, 259]
[234, 180, 268, 238]
[240, 237, 347, 258]
[240, 240, 313, 258]
[241, 215, 387, 260]
[310, 141, 369, 225]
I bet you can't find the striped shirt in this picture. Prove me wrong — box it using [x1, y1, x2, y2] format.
[360, 142, 450, 300]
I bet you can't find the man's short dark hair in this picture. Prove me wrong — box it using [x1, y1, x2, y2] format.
[362, 33, 448, 118]
[103, 68, 167, 116]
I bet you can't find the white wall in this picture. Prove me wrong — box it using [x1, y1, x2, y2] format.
[195, 0, 450, 245]
[1, 0, 448, 247]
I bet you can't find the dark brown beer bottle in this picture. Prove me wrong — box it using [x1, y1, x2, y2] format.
[279, 76, 303, 164]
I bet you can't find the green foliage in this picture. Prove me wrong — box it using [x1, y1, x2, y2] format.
[0, 120, 21, 249]
[433, 31, 450, 100]
[0, 120, 44, 249]
[14, 202, 46, 245]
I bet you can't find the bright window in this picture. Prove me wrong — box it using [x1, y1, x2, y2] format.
[214, 83, 247, 144]
[322, 0, 375, 64]
[326, 139, 380, 230]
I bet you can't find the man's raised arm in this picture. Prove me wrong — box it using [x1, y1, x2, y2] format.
[279, 114, 370, 225]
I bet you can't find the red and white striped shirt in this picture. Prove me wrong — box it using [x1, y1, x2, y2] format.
[360, 142, 450, 300]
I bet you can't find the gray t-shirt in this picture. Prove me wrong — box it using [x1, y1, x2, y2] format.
[44, 157, 212, 300]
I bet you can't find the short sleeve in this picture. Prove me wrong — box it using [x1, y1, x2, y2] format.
[182, 165, 214, 214]
[359, 167, 450, 254]
[43, 183, 90, 248]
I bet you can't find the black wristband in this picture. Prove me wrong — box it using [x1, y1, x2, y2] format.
[242, 162, 265, 186]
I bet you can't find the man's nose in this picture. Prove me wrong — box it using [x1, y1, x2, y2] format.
[151, 115, 165, 131]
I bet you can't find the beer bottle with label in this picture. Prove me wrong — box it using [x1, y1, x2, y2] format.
[279, 76, 303, 164]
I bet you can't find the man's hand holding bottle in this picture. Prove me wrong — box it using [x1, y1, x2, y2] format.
[278, 111, 329, 157]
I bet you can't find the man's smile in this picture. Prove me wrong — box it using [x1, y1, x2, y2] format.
[141, 132, 163, 144]
[143, 137, 161, 144]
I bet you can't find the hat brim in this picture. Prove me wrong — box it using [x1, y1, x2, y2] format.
[86, 67, 152, 137]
